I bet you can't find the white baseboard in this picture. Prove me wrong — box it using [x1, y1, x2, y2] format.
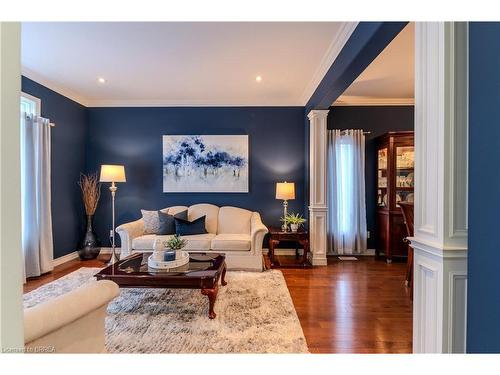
[327, 248, 376, 257]
[262, 248, 297, 256]
[263, 248, 376, 257]
[99, 247, 121, 254]
[52, 251, 79, 267]
[52, 247, 121, 267]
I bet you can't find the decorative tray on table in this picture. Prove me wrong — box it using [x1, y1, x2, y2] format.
[148, 250, 190, 270]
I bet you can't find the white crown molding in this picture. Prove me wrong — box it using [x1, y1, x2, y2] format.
[22, 67, 91, 107]
[22, 68, 305, 107]
[300, 22, 358, 106]
[333, 96, 415, 106]
[83, 98, 303, 107]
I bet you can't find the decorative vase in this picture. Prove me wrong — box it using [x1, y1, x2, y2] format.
[164, 250, 176, 261]
[78, 214, 101, 260]
[290, 224, 299, 232]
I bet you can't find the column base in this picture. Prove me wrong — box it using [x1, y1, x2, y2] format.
[311, 256, 327, 266]
[308, 206, 327, 267]
[410, 238, 467, 353]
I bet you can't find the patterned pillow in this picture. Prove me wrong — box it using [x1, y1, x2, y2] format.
[141, 209, 160, 234]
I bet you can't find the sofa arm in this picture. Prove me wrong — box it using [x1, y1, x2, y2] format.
[251, 212, 268, 255]
[116, 218, 144, 257]
[24, 280, 119, 347]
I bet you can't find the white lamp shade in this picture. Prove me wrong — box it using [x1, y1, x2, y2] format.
[276, 182, 295, 200]
[100, 165, 126, 183]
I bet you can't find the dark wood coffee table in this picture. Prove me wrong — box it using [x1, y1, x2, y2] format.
[95, 252, 227, 319]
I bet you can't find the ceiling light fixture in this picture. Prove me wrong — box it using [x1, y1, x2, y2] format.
[255, 75, 262, 83]
[98, 77, 106, 84]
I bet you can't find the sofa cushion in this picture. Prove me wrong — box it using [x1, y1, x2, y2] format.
[132, 234, 215, 251]
[182, 233, 215, 251]
[132, 234, 160, 250]
[211, 234, 251, 251]
[175, 215, 208, 236]
[217, 206, 252, 234]
[158, 210, 187, 235]
[188, 203, 219, 234]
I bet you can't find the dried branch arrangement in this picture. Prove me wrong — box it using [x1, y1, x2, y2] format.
[78, 173, 101, 215]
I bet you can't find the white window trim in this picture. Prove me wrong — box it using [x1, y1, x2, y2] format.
[21, 91, 41, 116]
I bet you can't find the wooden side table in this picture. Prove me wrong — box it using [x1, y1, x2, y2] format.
[268, 227, 311, 268]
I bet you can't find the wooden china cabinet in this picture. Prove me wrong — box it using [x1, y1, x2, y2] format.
[375, 131, 414, 263]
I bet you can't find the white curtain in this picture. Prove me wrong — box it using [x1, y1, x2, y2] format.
[327, 129, 367, 255]
[21, 114, 54, 279]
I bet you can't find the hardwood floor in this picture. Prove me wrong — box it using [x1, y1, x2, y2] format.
[24, 254, 412, 353]
[280, 255, 413, 353]
[23, 256, 107, 293]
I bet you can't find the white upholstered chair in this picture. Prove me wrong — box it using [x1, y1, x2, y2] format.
[24, 280, 119, 353]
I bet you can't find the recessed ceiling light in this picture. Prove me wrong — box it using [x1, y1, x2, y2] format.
[98, 77, 106, 84]
[255, 75, 262, 83]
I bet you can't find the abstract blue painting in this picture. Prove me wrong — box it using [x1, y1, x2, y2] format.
[163, 135, 248, 192]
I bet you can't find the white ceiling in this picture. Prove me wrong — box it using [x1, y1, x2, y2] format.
[21, 22, 355, 107]
[335, 22, 414, 106]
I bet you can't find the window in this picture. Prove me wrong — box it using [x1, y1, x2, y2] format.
[20, 92, 41, 117]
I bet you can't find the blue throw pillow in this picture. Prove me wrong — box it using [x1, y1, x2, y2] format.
[158, 210, 187, 235]
[175, 215, 208, 236]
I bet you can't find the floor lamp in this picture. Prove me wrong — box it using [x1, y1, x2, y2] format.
[100, 164, 126, 264]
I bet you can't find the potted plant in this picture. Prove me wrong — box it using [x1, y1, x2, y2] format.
[163, 235, 188, 261]
[77, 173, 101, 260]
[284, 213, 307, 232]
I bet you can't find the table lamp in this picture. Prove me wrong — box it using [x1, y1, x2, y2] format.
[100, 164, 126, 264]
[276, 181, 295, 232]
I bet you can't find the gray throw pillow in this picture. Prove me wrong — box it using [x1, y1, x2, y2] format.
[141, 209, 160, 234]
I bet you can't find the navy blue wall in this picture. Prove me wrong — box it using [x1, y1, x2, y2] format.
[86, 107, 306, 246]
[467, 23, 500, 353]
[21, 76, 88, 258]
[328, 106, 414, 249]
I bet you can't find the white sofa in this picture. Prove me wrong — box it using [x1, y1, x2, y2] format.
[24, 280, 119, 353]
[116, 203, 268, 271]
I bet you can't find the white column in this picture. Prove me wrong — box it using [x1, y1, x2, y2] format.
[308, 109, 329, 266]
[0, 22, 24, 350]
[411, 22, 468, 353]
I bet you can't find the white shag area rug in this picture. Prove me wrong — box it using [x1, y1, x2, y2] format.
[24, 267, 308, 353]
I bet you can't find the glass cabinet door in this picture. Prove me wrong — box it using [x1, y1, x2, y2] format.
[377, 148, 388, 207]
[395, 145, 414, 206]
